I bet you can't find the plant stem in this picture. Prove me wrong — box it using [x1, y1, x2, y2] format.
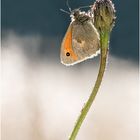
[69, 31, 110, 140]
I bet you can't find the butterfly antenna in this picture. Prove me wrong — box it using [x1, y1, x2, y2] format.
[60, 9, 70, 15]
[66, 0, 72, 12]
[78, 5, 92, 10]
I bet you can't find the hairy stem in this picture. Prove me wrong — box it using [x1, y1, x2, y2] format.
[69, 31, 110, 140]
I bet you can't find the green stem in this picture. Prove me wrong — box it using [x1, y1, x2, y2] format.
[69, 31, 110, 140]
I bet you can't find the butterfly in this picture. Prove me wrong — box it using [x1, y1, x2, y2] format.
[60, 3, 100, 66]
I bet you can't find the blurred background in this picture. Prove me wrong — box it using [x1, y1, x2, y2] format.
[2, 0, 139, 140]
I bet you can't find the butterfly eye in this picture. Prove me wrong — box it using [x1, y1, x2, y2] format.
[66, 52, 70, 56]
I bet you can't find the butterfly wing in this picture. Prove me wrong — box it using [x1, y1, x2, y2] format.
[72, 20, 100, 63]
[60, 20, 100, 66]
[61, 24, 78, 65]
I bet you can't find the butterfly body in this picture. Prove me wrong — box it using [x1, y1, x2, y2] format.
[61, 9, 100, 66]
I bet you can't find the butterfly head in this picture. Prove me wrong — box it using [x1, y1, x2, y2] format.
[70, 9, 90, 24]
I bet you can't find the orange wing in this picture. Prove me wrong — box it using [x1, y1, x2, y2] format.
[62, 24, 78, 61]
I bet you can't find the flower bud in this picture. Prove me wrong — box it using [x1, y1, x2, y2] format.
[91, 0, 116, 32]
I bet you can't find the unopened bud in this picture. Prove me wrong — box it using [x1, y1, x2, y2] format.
[91, 0, 116, 32]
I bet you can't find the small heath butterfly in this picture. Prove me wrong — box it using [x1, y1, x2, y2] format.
[60, 4, 100, 66]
